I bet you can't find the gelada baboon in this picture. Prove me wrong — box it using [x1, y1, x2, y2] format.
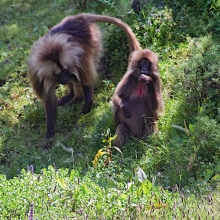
[28, 13, 141, 138]
[112, 49, 164, 147]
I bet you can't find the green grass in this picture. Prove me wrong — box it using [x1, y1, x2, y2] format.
[1, 166, 220, 219]
[0, 0, 220, 219]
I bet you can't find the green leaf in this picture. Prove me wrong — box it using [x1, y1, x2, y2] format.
[171, 124, 188, 133]
[56, 174, 66, 189]
[136, 179, 152, 196]
[109, 135, 117, 142]
[69, 169, 75, 181]
[199, 106, 203, 113]
[81, 184, 89, 194]
[189, 124, 194, 133]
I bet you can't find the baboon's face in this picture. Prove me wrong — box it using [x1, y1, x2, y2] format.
[139, 58, 152, 76]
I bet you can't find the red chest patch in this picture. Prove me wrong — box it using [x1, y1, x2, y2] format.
[134, 82, 146, 97]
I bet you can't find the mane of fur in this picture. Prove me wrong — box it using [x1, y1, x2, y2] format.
[28, 24, 102, 99]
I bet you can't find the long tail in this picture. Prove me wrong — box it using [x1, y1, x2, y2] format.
[81, 13, 142, 53]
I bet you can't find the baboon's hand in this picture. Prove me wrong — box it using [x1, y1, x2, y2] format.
[121, 103, 132, 118]
[138, 74, 152, 84]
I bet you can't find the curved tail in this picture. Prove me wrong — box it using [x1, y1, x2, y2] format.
[81, 13, 142, 53]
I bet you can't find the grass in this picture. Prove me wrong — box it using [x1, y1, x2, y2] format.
[0, 0, 220, 219]
[1, 166, 220, 219]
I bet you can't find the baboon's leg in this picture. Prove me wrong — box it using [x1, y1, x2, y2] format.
[45, 86, 57, 138]
[143, 117, 157, 139]
[81, 85, 93, 114]
[57, 82, 75, 106]
[113, 123, 130, 147]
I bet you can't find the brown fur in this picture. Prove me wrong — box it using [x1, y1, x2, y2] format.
[28, 13, 141, 138]
[112, 49, 164, 147]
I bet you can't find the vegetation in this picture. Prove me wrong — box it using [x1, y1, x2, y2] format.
[0, 0, 219, 219]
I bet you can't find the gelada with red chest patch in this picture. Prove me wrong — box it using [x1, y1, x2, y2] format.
[112, 49, 164, 147]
